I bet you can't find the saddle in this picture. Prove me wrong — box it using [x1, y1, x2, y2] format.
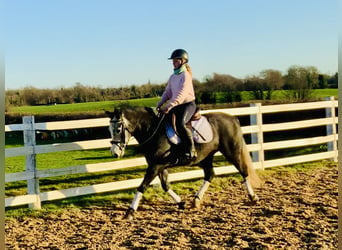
[165, 108, 213, 145]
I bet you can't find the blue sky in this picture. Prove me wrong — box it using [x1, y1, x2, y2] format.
[4, 0, 338, 89]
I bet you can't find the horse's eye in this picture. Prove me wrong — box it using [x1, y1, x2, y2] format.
[113, 120, 123, 134]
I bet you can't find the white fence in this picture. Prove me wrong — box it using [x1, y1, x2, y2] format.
[5, 97, 338, 209]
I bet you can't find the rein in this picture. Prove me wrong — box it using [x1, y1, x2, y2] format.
[138, 113, 166, 147]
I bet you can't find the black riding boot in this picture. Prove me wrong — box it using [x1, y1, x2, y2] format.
[182, 125, 197, 160]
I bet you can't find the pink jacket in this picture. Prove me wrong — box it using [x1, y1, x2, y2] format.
[158, 70, 195, 111]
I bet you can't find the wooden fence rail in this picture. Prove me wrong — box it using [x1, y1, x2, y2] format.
[5, 97, 338, 209]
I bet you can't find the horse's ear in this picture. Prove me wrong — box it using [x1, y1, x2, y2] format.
[144, 107, 157, 118]
[105, 110, 114, 118]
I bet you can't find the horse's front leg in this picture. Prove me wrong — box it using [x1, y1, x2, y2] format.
[193, 156, 215, 209]
[159, 169, 185, 209]
[124, 166, 159, 220]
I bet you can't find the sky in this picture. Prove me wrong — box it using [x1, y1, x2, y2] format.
[4, 0, 338, 90]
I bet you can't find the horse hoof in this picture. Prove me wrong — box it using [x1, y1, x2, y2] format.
[178, 201, 186, 210]
[249, 194, 259, 203]
[123, 208, 135, 220]
[193, 198, 201, 209]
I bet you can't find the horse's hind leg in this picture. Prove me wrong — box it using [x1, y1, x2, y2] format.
[159, 169, 185, 209]
[240, 142, 260, 202]
[193, 155, 215, 209]
[244, 176, 258, 202]
[228, 142, 260, 203]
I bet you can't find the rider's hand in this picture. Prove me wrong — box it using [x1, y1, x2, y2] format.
[156, 107, 162, 115]
[161, 106, 171, 114]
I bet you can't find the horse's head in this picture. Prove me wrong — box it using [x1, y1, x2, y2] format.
[106, 109, 133, 158]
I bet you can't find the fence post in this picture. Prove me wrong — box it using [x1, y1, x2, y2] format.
[250, 103, 264, 169]
[324, 97, 338, 162]
[23, 116, 41, 209]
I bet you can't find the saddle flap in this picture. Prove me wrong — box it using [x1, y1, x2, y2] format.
[166, 122, 181, 144]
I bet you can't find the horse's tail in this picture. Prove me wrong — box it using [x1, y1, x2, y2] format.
[241, 141, 263, 188]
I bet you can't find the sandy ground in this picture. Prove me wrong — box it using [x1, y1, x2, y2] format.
[5, 162, 337, 249]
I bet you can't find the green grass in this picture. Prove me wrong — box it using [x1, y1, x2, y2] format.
[311, 89, 338, 99]
[5, 146, 140, 174]
[6, 89, 337, 115]
[272, 89, 338, 100]
[8, 97, 160, 115]
[240, 89, 338, 101]
[4, 145, 220, 197]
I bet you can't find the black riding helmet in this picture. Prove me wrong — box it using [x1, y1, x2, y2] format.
[168, 49, 189, 63]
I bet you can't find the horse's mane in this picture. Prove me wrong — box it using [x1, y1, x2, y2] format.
[124, 106, 157, 118]
[143, 107, 158, 119]
[120, 106, 165, 149]
[120, 106, 160, 130]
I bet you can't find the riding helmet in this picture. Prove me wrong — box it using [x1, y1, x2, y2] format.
[168, 49, 189, 62]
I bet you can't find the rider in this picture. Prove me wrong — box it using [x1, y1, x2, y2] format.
[157, 49, 197, 161]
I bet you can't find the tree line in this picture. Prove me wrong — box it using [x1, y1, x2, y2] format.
[5, 65, 338, 107]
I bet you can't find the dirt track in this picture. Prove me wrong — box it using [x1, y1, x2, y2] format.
[5, 162, 338, 249]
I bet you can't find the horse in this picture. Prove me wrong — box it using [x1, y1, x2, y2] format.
[106, 106, 261, 220]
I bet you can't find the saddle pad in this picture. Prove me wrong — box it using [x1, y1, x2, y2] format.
[166, 116, 213, 145]
[191, 116, 213, 143]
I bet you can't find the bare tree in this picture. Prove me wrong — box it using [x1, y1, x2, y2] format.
[284, 66, 319, 100]
[244, 75, 266, 100]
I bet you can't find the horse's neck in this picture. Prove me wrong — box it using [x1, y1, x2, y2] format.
[129, 112, 153, 139]
[133, 115, 162, 144]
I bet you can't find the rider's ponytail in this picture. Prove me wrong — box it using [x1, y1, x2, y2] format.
[185, 63, 192, 76]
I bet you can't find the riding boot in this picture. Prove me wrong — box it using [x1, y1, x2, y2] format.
[183, 125, 197, 160]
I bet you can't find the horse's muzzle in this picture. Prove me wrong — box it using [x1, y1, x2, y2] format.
[110, 143, 125, 158]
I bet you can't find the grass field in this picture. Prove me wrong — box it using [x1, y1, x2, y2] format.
[7, 97, 160, 115]
[6, 89, 338, 115]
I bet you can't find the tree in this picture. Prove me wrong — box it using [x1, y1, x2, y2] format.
[283, 66, 319, 100]
[258, 69, 283, 99]
[201, 73, 243, 103]
[318, 74, 329, 89]
[244, 75, 266, 100]
[22, 86, 41, 105]
[328, 72, 338, 88]
[305, 66, 319, 89]
[57, 87, 75, 104]
[260, 70, 283, 88]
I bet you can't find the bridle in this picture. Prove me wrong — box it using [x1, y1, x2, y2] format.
[109, 116, 132, 151]
[110, 112, 166, 150]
